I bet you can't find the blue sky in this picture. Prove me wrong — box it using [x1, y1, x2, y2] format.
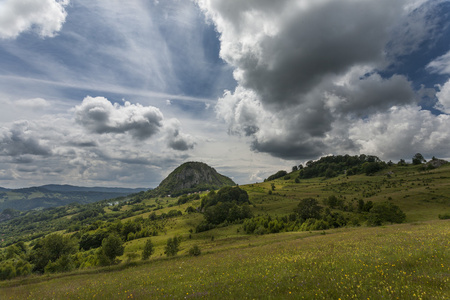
[0, 0, 450, 189]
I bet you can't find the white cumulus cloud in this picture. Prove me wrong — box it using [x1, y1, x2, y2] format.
[0, 0, 69, 39]
[74, 96, 164, 140]
[435, 79, 450, 114]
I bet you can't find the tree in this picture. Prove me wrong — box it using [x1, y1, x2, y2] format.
[367, 202, 406, 226]
[101, 234, 124, 264]
[29, 234, 78, 273]
[294, 198, 322, 220]
[412, 153, 426, 165]
[141, 239, 155, 260]
[165, 236, 180, 257]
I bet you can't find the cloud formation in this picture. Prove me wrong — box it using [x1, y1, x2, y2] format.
[0, 95, 199, 188]
[0, 0, 69, 39]
[74, 96, 164, 140]
[164, 119, 196, 151]
[198, 0, 450, 161]
[0, 121, 51, 157]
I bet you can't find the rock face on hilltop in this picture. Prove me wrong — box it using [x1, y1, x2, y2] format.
[152, 162, 236, 197]
[426, 158, 448, 169]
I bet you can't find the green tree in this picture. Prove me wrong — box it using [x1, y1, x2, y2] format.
[141, 239, 155, 260]
[412, 153, 426, 165]
[367, 202, 406, 226]
[29, 234, 77, 273]
[101, 234, 124, 264]
[165, 236, 180, 257]
[295, 198, 322, 220]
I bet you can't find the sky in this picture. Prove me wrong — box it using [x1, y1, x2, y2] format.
[0, 0, 450, 189]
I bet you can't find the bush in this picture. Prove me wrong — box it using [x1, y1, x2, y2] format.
[188, 245, 201, 256]
[44, 255, 75, 274]
[438, 213, 450, 220]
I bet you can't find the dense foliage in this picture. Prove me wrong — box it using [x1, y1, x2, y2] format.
[244, 196, 406, 235]
[265, 170, 288, 181]
[196, 186, 252, 232]
[297, 154, 387, 179]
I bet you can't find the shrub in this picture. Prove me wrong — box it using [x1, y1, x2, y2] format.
[188, 245, 201, 256]
[438, 213, 450, 220]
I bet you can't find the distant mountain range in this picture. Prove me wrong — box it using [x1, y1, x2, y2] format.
[0, 185, 148, 212]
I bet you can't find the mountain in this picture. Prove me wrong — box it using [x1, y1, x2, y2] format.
[151, 162, 236, 197]
[39, 184, 147, 194]
[0, 185, 148, 212]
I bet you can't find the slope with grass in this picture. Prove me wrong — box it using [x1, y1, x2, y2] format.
[1, 221, 448, 299]
[0, 158, 449, 298]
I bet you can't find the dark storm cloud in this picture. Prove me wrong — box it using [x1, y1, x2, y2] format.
[200, 0, 448, 160]
[239, 0, 403, 109]
[331, 74, 416, 116]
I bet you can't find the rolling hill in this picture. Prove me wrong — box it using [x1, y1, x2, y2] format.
[0, 156, 449, 299]
[0, 185, 148, 212]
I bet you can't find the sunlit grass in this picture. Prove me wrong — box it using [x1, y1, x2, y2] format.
[1, 220, 448, 299]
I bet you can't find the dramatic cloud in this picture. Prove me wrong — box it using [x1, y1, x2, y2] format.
[74, 96, 164, 140]
[0, 121, 51, 157]
[0, 0, 69, 39]
[198, 0, 448, 160]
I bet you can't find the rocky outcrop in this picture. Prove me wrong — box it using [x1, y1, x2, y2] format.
[152, 162, 235, 197]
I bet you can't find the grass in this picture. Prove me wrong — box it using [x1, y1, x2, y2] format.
[1, 164, 450, 298]
[1, 220, 448, 299]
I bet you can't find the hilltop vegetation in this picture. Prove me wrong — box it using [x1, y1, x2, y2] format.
[0, 155, 449, 298]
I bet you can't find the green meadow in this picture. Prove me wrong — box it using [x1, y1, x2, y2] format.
[1, 221, 448, 299]
[1, 162, 449, 299]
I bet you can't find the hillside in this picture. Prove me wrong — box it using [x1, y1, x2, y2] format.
[150, 161, 236, 197]
[0, 157, 449, 298]
[0, 185, 147, 212]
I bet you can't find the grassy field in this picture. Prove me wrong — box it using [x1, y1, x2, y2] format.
[1, 220, 448, 299]
[1, 163, 450, 298]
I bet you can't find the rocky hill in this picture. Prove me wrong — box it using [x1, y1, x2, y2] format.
[151, 162, 235, 197]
